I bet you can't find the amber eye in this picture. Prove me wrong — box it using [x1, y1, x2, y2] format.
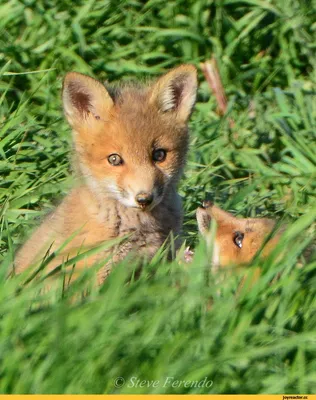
[233, 231, 244, 249]
[153, 149, 166, 163]
[108, 154, 123, 166]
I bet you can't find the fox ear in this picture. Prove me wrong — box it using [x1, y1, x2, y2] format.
[150, 65, 197, 123]
[62, 72, 113, 127]
[196, 208, 212, 236]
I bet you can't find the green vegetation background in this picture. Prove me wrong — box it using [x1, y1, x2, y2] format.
[0, 0, 315, 394]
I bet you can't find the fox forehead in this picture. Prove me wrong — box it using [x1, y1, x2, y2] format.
[76, 88, 187, 156]
[215, 218, 275, 240]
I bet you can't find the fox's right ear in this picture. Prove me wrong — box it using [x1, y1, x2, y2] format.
[150, 64, 197, 124]
[62, 72, 113, 127]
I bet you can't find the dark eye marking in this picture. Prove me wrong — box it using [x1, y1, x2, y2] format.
[233, 231, 244, 249]
[108, 153, 123, 166]
[152, 149, 167, 163]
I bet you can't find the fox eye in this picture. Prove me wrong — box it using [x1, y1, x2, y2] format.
[108, 154, 123, 166]
[233, 231, 244, 249]
[152, 149, 166, 163]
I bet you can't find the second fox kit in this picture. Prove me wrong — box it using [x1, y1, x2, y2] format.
[15, 65, 198, 283]
[196, 201, 282, 267]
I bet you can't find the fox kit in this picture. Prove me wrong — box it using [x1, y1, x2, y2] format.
[15, 65, 198, 284]
[196, 200, 281, 267]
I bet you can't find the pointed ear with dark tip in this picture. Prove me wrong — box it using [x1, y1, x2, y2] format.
[149, 65, 197, 124]
[62, 72, 114, 127]
[196, 207, 212, 236]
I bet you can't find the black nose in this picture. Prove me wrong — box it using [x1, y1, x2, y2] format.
[136, 192, 154, 207]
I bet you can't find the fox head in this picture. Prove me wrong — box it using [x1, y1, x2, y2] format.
[62, 65, 197, 210]
[196, 201, 282, 266]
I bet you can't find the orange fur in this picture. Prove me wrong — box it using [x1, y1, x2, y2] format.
[15, 65, 198, 284]
[196, 201, 282, 267]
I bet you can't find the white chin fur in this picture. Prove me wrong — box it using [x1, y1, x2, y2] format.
[211, 241, 220, 271]
[118, 195, 138, 208]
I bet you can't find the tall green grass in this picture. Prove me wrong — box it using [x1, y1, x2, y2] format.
[0, 0, 315, 394]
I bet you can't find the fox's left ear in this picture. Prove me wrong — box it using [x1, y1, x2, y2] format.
[150, 65, 197, 124]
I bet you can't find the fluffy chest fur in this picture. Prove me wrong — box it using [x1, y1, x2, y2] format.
[75, 185, 182, 252]
[14, 184, 183, 284]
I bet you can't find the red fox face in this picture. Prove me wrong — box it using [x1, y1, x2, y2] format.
[62, 66, 197, 210]
[196, 201, 282, 266]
